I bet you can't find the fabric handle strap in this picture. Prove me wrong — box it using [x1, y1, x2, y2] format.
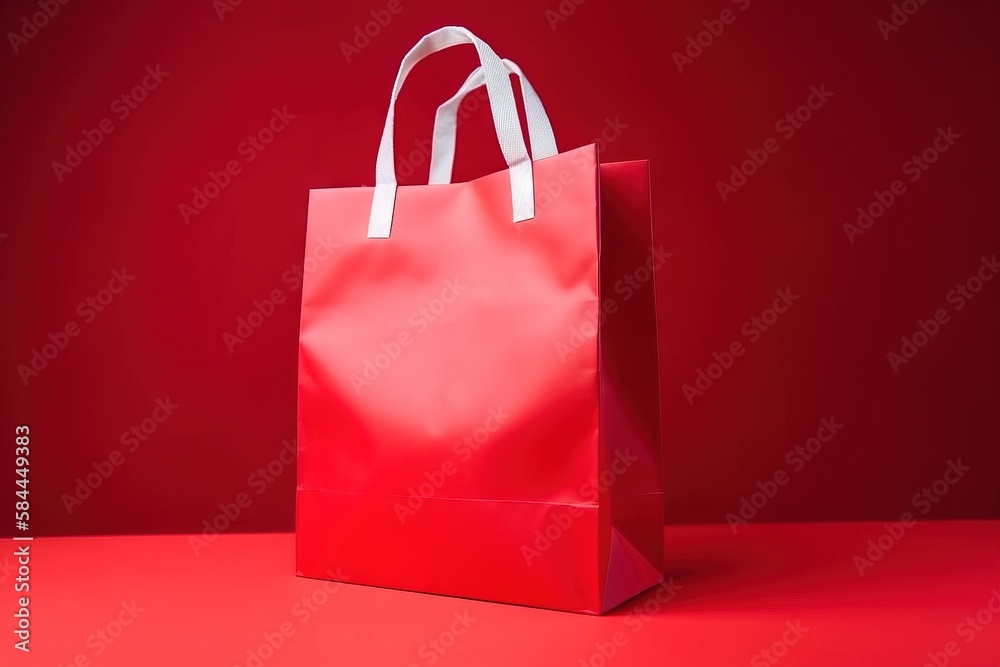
[368, 26, 534, 239]
[428, 58, 557, 185]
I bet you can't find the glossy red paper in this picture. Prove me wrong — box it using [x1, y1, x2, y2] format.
[296, 145, 662, 613]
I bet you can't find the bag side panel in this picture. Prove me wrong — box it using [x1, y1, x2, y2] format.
[596, 160, 665, 612]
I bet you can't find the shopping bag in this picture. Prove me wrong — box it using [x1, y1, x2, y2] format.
[296, 26, 664, 614]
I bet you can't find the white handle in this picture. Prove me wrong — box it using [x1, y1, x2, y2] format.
[428, 59, 558, 185]
[368, 26, 534, 239]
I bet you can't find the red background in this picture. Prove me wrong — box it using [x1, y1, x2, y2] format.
[1, 0, 997, 537]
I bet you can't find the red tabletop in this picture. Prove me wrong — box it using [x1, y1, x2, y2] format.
[12, 521, 999, 666]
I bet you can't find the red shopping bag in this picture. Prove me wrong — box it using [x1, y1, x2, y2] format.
[296, 26, 664, 614]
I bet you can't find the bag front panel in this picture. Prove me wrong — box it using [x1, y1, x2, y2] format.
[296, 145, 605, 611]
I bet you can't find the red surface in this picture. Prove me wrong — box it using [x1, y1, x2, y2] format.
[1, 0, 998, 538]
[11, 521, 999, 665]
[298, 145, 662, 612]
